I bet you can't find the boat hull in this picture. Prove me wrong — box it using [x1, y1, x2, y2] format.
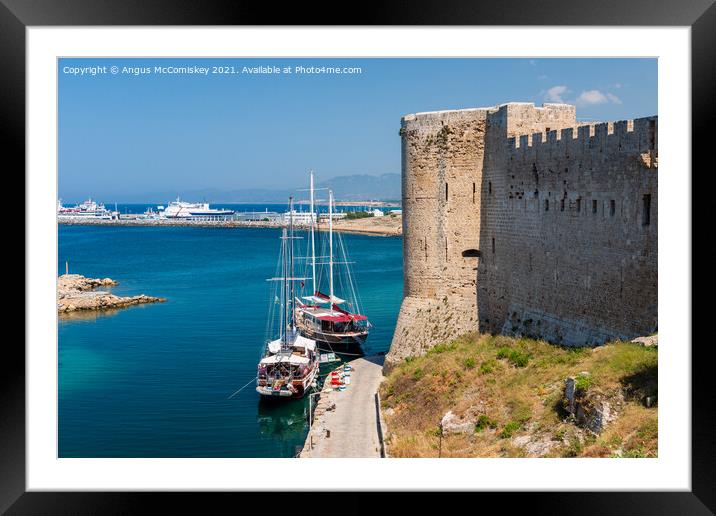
[255, 363, 318, 399]
[315, 339, 365, 356]
[188, 210, 235, 216]
[295, 322, 367, 346]
[295, 323, 368, 356]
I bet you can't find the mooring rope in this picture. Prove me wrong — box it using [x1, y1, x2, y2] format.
[227, 375, 258, 400]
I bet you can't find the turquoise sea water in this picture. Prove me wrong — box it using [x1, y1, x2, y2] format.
[58, 225, 403, 457]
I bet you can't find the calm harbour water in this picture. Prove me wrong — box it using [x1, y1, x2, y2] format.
[58, 224, 403, 457]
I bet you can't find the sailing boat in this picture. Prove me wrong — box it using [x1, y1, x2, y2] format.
[256, 197, 319, 398]
[294, 172, 370, 351]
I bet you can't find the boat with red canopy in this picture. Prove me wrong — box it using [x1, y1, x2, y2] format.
[294, 173, 371, 351]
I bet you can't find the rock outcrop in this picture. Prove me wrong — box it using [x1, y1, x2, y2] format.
[631, 335, 658, 347]
[440, 410, 476, 435]
[564, 375, 624, 435]
[57, 274, 165, 314]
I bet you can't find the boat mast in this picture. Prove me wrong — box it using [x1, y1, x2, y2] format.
[329, 189, 334, 305]
[310, 171, 316, 296]
[289, 196, 295, 333]
[280, 227, 288, 345]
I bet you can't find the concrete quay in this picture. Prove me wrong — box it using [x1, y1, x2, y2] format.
[299, 355, 386, 458]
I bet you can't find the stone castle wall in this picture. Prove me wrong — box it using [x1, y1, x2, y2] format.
[386, 102, 658, 369]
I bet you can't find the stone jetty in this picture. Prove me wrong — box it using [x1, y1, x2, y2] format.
[300, 355, 386, 458]
[57, 214, 402, 237]
[57, 273, 165, 314]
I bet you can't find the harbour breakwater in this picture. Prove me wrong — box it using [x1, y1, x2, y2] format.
[58, 273, 165, 314]
[58, 215, 403, 237]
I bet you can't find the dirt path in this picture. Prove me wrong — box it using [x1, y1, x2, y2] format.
[300, 355, 385, 458]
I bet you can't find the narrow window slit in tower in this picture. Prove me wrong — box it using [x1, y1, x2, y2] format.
[592, 199, 598, 214]
[642, 194, 651, 226]
[610, 200, 616, 217]
[649, 120, 656, 149]
[473, 182, 476, 203]
[445, 182, 449, 202]
[491, 237, 495, 254]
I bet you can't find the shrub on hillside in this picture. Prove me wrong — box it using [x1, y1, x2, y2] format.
[496, 347, 530, 367]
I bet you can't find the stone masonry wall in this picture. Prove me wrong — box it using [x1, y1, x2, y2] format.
[386, 102, 658, 369]
[389, 108, 488, 366]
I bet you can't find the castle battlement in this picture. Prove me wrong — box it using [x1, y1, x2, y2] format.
[386, 101, 658, 370]
[507, 116, 657, 160]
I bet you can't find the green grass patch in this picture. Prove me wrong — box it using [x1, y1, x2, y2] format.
[500, 421, 521, 439]
[479, 359, 496, 375]
[475, 415, 498, 433]
[427, 341, 458, 355]
[574, 372, 593, 393]
[496, 347, 530, 367]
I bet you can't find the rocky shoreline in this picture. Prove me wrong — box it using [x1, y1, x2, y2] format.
[58, 274, 165, 314]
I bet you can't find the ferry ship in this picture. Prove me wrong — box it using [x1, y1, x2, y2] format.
[57, 199, 118, 220]
[160, 198, 235, 218]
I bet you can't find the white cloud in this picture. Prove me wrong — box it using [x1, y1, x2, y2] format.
[543, 86, 623, 107]
[544, 85, 568, 103]
[576, 90, 609, 106]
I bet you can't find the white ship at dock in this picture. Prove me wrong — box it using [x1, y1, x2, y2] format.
[57, 199, 118, 220]
[160, 198, 235, 219]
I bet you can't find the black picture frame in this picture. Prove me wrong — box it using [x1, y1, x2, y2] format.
[4, 0, 706, 513]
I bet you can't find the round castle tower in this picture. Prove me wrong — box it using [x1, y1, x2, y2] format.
[386, 103, 578, 369]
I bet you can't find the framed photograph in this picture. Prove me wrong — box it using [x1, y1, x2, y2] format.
[6, 0, 707, 512]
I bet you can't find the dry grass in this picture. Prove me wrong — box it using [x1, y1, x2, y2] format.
[380, 333, 658, 458]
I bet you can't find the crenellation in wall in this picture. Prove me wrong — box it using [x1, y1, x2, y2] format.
[387, 101, 658, 370]
[506, 116, 656, 164]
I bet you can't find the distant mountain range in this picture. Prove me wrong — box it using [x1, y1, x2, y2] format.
[314, 173, 401, 202]
[70, 173, 402, 203]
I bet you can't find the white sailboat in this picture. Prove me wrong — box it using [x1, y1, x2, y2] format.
[256, 197, 319, 398]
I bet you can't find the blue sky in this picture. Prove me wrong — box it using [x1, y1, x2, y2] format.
[59, 58, 657, 202]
